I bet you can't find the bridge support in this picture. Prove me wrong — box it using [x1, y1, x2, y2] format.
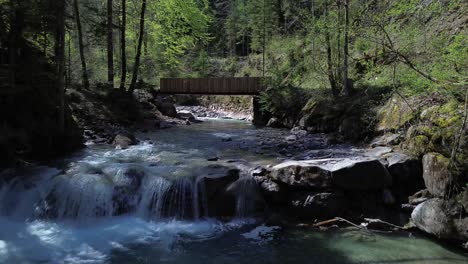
[252, 96, 269, 126]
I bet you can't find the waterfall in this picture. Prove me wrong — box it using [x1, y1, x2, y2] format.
[0, 142, 265, 222]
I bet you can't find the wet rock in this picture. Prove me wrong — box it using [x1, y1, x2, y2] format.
[222, 138, 232, 142]
[254, 175, 288, 205]
[366, 147, 393, 158]
[267, 117, 283, 128]
[384, 152, 424, 203]
[285, 135, 297, 142]
[178, 111, 197, 122]
[156, 120, 173, 129]
[422, 153, 454, 197]
[226, 177, 266, 217]
[112, 134, 137, 149]
[157, 101, 178, 118]
[201, 166, 240, 217]
[207, 157, 219, 161]
[270, 158, 392, 191]
[289, 192, 348, 220]
[112, 167, 146, 215]
[290, 127, 308, 138]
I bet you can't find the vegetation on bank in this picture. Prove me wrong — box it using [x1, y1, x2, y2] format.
[0, 1, 466, 164]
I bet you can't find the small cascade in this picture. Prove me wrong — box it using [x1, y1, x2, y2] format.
[0, 145, 265, 222]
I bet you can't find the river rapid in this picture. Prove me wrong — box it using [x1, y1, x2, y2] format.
[0, 119, 467, 264]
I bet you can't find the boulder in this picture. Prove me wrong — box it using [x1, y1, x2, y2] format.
[270, 158, 391, 191]
[157, 101, 178, 118]
[376, 95, 417, 132]
[178, 111, 197, 122]
[289, 192, 348, 220]
[253, 175, 288, 205]
[285, 135, 297, 142]
[461, 188, 468, 213]
[201, 166, 240, 217]
[290, 127, 308, 138]
[422, 153, 454, 197]
[132, 89, 154, 103]
[411, 198, 462, 239]
[370, 133, 401, 147]
[156, 120, 173, 129]
[408, 189, 432, 205]
[384, 152, 424, 202]
[267, 117, 283, 128]
[112, 134, 137, 149]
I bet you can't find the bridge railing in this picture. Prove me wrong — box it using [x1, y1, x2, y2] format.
[159, 77, 266, 95]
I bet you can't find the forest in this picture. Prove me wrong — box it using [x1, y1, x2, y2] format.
[0, 0, 467, 263]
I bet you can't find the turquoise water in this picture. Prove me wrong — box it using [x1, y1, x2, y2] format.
[0, 119, 466, 263]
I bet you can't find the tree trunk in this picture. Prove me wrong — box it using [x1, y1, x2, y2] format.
[343, 0, 350, 96]
[72, 0, 89, 90]
[107, 0, 114, 87]
[324, 2, 338, 97]
[129, 0, 147, 93]
[55, 0, 66, 133]
[119, 0, 127, 90]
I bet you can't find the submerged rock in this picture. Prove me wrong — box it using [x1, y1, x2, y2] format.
[112, 134, 137, 149]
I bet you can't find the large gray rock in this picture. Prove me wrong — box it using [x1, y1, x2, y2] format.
[422, 153, 453, 197]
[411, 198, 468, 241]
[178, 111, 197, 122]
[112, 134, 137, 149]
[411, 199, 454, 239]
[201, 165, 240, 217]
[270, 158, 392, 191]
[157, 101, 178, 118]
[384, 152, 424, 202]
[370, 133, 401, 147]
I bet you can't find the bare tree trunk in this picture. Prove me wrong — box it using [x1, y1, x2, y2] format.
[72, 0, 89, 90]
[343, 0, 350, 96]
[336, 1, 341, 86]
[67, 30, 71, 87]
[56, 0, 66, 133]
[107, 0, 114, 88]
[129, 0, 147, 93]
[450, 86, 468, 165]
[324, 2, 338, 97]
[8, 7, 23, 90]
[119, 0, 127, 90]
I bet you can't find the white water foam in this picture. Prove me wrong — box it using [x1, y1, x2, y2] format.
[0, 216, 242, 264]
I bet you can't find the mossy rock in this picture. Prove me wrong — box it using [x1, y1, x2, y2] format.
[421, 99, 462, 128]
[377, 95, 416, 132]
[406, 135, 430, 158]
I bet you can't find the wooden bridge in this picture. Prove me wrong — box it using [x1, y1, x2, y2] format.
[159, 77, 270, 125]
[160, 77, 265, 95]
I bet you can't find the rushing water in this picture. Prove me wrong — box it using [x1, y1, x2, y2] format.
[0, 119, 467, 263]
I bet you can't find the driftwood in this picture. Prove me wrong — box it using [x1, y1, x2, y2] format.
[312, 217, 408, 234]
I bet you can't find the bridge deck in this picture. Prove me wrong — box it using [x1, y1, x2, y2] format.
[160, 77, 265, 95]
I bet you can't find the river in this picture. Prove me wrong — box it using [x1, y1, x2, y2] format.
[0, 119, 466, 263]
